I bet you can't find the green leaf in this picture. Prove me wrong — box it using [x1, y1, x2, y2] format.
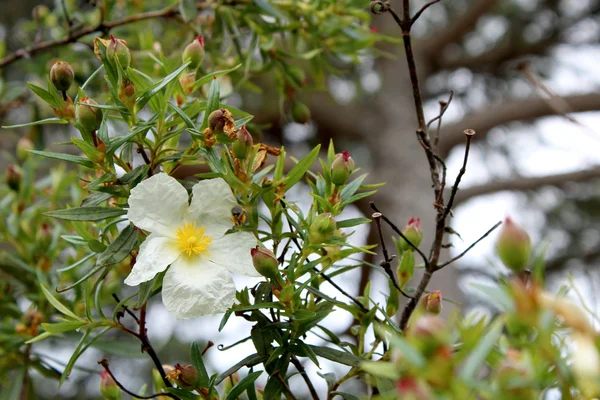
[165, 388, 199, 400]
[26, 82, 57, 106]
[60, 328, 92, 386]
[135, 279, 155, 308]
[253, 0, 287, 20]
[460, 317, 504, 381]
[40, 284, 81, 320]
[45, 207, 126, 221]
[41, 321, 88, 334]
[284, 144, 320, 191]
[360, 361, 399, 380]
[200, 77, 220, 130]
[4, 368, 25, 400]
[179, 0, 197, 22]
[25, 331, 53, 344]
[336, 217, 371, 228]
[194, 64, 242, 89]
[2, 117, 69, 129]
[191, 342, 210, 387]
[135, 62, 190, 111]
[387, 335, 426, 368]
[309, 345, 363, 367]
[96, 225, 137, 266]
[216, 354, 268, 385]
[28, 150, 94, 168]
[167, 102, 197, 129]
[225, 371, 262, 400]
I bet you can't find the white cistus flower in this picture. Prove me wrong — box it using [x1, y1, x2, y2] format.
[125, 173, 258, 319]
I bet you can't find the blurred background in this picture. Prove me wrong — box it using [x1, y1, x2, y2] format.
[1, 0, 600, 398]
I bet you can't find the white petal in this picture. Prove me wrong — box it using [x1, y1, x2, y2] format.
[188, 178, 237, 230]
[127, 173, 189, 237]
[124, 235, 180, 286]
[161, 256, 235, 319]
[209, 232, 260, 277]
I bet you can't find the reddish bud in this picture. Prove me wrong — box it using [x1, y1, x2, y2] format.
[395, 377, 432, 400]
[232, 125, 254, 160]
[99, 371, 121, 399]
[422, 291, 442, 315]
[174, 364, 200, 390]
[183, 36, 205, 70]
[251, 246, 279, 279]
[496, 217, 531, 272]
[331, 151, 355, 186]
[107, 35, 131, 69]
[5, 165, 22, 191]
[398, 217, 423, 251]
[50, 61, 74, 92]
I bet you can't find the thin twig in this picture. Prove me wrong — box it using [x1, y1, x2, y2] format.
[372, 213, 413, 299]
[313, 266, 370, 313]
[411, 0, 443, 26]
[60, 0, 73, 29]
[274, 371, 298, 400]
[436, 221, 502, 270]
[429, 91, 454, 151]
[291, 356, 320, 400]
[369, 202, 429, 268]
[98, 359, 178, 400]
[442, 130, 475, 221]
[111, 293, 140, 324]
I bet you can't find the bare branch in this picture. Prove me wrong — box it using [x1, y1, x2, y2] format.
[453, 166, 600, 205]
[438, 93, 600, 156]
[436, 221, 502, 270]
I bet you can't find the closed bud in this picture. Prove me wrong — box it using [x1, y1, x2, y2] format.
[398, 217, 422, 251]
[291, 101, 311, 124]
[496, 217, 531, 272]
[422, 291, 442, 315]
[395, 377, 432, 400]
[183, 36, 205, 70]
[309, 213, 337, 244]
[100, 371, 121, 400]
[408, 315, 445, 339]
[232, 125, 253, 160]
[76, 97, 103, 132]
[118, 80, 136, 110]
[331, 151, 354, 186]
[251, 246, 279, 279]
[179, 72, 196, 96]
[16, 137, 34, 161]
[50, 61, 74, 92]
[107, 35, 131, 69]
[174, 364, 200, 390]
[5, 165, 22, 191]
[208, 108, 227, 133]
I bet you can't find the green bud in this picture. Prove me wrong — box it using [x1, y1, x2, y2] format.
[309, 213, 337, 244]
[331, 151, 355, 186]
[107, 35, 131, 69]
[286, 65, 306, 86]
[291, 101, 311, 124]
[174, 364, 200, 390]
[16, 137, 34, 161]
[251, 246, 279, 279]
[183, 36, 205, 70]
[76, 97, 103, 132]
[232, 125, 253, 160]
[422, 291, 442, 315]
[100, 371, 121, 400]
[496, 217, 531, 272]
[50, 61, 74, 92]
[397, 218, 422, 251]
[5, 165, 22, 191]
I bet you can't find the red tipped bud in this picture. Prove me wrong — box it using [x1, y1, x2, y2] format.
[291, 101, 311, 124]
[107, 35, 131, 69]
[398, 217, 423, 251]
[16, 137, 34, 161]
[251, 246, 279, 279]
[331, 151, 355, 186]
[76, 97, 103, 132]
[232, 125, 253, 160]
[395, 377, 432, 400]
[99, 371, 121, 400]
[183, 36, 205, 70]
[422, 291, 442, 315]
[309, 213, 337, 244]
[496, 217, 531, 272]
[50, 61, 74, 92]
[5, 165, 22, 191]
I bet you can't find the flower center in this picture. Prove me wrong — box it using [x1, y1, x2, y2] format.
[176, 222, 212, 257]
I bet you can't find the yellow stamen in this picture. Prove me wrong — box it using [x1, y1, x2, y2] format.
[176, 222, 212, 257]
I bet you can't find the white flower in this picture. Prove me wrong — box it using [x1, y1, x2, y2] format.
[124, 173, 259, 319]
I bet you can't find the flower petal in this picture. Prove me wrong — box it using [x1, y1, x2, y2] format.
[124, 234, 180, 286]
[188, 178, 237, 230]
[127, 173, 189, 237]
[209, 231, 260, 277]
[162, 256, 235, 319]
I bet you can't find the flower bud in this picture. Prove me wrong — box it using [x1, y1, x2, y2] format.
[100, 371, 121, 400]
[183, 36, 205, 70]
[107, 35, 131, 69]
[331, 151, 354, 186]
[76, 97, 103, 132]
[16, 137, 34, 161]
[208, 108, 227, 133]
[50, 61, 74, 92]
[118, 80, 136, 110]
[395, 377, 432, 400]
[174, 364, 200, 390]
[407, 315, 445, 339]
[179, 72, 196, 96]
[422, 291, 442, 315]
[5, 165, 22, 191]
[309, 213, 337, 244]
[398, 218, 423, 251]
[232, 125, 253, 160]
[291, 101, 311, 124]
[496, 217, 531, 272]
[251, 246, 279, 279]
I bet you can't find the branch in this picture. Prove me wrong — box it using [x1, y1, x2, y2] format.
[453, 166, 600, 205]
[438, 93, 600, 156]
[98, 359, 178, 400]
[422, 0, 499, 55]
[436, 221, 502, 270]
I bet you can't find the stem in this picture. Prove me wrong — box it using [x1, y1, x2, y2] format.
[398, 269, 432, 330]
[291, 356, 320, 400]
[98, 359, 178, 400]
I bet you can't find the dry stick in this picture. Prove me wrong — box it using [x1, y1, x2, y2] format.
[429, 91, 455, 152]
[291, 356, 320, 400]
[98, 358, 178, 400]
[410, 0, 443, 26]
[436, 221, 502, 271]
[372, 212, 413, 299]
